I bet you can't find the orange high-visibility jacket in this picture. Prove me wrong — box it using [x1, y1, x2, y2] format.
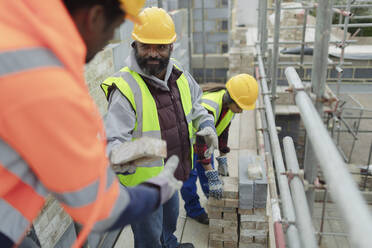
[0, 0, 127, 244]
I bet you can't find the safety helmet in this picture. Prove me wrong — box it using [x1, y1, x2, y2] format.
[226, 74, 259, 110]
[119, 0, 146, 24]
[132, 7, 177, 44]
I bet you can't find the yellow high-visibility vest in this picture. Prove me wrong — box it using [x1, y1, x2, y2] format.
[101, 64, 194, 186]
[201, 89, 234, 136]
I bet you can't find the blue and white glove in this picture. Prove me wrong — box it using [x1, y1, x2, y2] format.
[205, 169, 223, 199]
[196, 126, 218, 159]
[216, 156, 229, 176]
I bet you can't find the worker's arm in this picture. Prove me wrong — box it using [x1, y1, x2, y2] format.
[219, 123, 231, 155]
[1, 71, 160, 231]
[104, 89, 136, 154]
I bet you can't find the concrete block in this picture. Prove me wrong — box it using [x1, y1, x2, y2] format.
[239, 243, 265, 248]
[238, 154, 254, 209]
[208, 206, 237, 213]
[209, 210, 223, 219]
[256, 221, 268, 230]
[207, 32, 228, 43]
[240, 229, 267, 238]
[210, 233, 238, 242]
[192, 9, 202, 20]
[253, 157, 268, 209]
[193, 1, 217, 8]
[194, 20, 216, 32]
[206, 8, 229, 19]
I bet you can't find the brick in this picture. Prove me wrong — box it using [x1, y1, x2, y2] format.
[208, 206, 237, 213]
[240, 214, 267, 222]
[210, 233, 238, 242]
[239, 243, 265, 248]
[209, 210, 223, 219]
[210, 226, 223, 234]
[240, 221, 255, 229]
[241, 229, 267, 238]
[208, 197, 225, 207]
[224, 199, 239, 208]
[239, 235, 253, 243]
[209, 239, 223, 248]
[223, 177, 239, 199]
[210, 219, 238, 229]
[223, 212, 237, 221]
[223, 227, 237, 235]
[238, 209, 253, 215]
[253, 157, 268, 209]
[223, 241, 238, 248]
[254, 236, 268, 244]
[253, 208, 266, 217]
[256, 221, 268, 230]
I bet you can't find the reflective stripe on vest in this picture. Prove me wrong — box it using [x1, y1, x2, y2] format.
[202, 90, 235, 136]
[0, 47, 63, 77]
[101, 62, 194, 186]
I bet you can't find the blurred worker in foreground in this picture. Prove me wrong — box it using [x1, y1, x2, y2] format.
[0, 1, 183, 247]
[101, 7, 218, 248]
[181, 74, 259, 225]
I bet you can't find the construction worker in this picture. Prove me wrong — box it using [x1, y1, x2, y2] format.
[101, 7, 218, 248]
[180, 74, 259, 225]
[0, 1, 183, 247]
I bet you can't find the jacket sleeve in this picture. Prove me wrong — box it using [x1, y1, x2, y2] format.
[1, 71, 158, 231]
[183, 70, 215, 131]
[104, 89, 137, 155]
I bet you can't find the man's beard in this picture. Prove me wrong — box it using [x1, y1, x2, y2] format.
[135, 49, 170, 76]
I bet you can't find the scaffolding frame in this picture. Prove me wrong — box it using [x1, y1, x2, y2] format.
[257, 0, 372, 247]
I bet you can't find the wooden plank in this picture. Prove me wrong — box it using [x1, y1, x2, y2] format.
[181, 218, 209, 246]
[239, 110, 257, 150]
[228, 114, 240, 150]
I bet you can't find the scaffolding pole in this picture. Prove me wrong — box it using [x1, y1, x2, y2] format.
[271, 0, 281, 114]
[201, 0, 206, 83]
[285, 66, 372, 248]
[187, 0, 192, 74]
[260, 0, 268, 56]
[257, 46, 301, 248]
[283, 137, 317, 248]
[303, 0, 333, 215]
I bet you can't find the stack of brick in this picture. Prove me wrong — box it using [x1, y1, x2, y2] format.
[208, 177, 239, 248]
[238, 154, 268, 248]
[228, 46, 255, 79]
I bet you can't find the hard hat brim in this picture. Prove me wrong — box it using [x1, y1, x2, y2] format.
[237, 101, 256, 110]
[131, 33, 177, 44]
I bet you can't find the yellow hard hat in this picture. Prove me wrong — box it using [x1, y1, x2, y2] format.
[132, 7, 177, 44]
[226, 74, 259, 110]
[119, 0, 146, 24]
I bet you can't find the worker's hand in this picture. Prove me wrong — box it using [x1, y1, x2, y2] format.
[205, 169, 223, 199]
[196, 126, 218, 159]
[146, 155, 183, 204]
[216, 156, 229, 176]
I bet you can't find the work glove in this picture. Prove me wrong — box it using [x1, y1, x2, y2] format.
[109, 146, 137, 175]
[146, 155, 183, 204]
[196, 126, 218, 159]
[205, 169, 223, 199]
[216, 156, 229, 176]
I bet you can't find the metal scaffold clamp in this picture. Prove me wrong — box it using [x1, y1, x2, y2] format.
[279, 219, 296, 233]
[280, 169, 305, 184]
